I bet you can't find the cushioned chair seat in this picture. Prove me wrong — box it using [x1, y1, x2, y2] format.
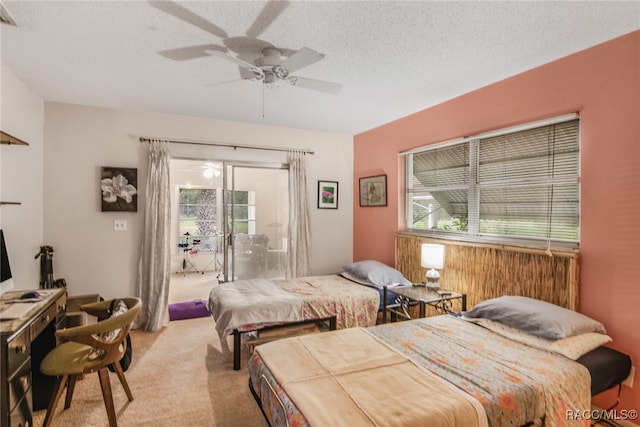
[41, 341, 108, 376]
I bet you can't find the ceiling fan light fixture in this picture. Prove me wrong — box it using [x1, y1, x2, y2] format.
[203, 163, 221, 178]
[264, 72, 277, 85]
[251, 68, 265, 80]
[273, 65, 289, 80]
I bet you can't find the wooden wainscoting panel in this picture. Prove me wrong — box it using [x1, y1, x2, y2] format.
[395, 233, 579, 311]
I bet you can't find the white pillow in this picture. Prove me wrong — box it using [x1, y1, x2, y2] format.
[549, 332, 612, 360]
[463, 316, 611, 359]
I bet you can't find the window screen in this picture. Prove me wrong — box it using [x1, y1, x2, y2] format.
[178, 188, 217, 249]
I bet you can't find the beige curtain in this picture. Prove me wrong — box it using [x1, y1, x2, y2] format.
[287, 151, 311, 278]
[136, 140, 171, 331]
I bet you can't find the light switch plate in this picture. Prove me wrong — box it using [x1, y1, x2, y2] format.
[113, 219, 127, 232]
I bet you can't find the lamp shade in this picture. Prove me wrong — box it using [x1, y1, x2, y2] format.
[421, 244, 445, 269]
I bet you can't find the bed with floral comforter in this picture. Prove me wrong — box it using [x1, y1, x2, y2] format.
[208, 274, 380, 370]
[249, 315, 591, 427]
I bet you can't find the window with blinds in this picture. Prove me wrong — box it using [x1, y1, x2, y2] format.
[406, 117, 580, 245]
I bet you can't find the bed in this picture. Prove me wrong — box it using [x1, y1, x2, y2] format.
[247, 296, 633, 427]
[208, 261, 408, 370]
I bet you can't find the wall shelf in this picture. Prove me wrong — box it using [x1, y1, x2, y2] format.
[0, 130, 29, 146]
[1, 131, 28, 206]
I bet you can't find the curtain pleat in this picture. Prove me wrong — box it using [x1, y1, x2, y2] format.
[287, 151, 311, 278]
[136, 140, 171, 331]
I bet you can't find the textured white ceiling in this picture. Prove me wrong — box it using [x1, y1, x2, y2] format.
[1, 1, 639, 134]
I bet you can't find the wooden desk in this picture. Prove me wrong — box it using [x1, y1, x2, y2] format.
[1, 288, 67, 427]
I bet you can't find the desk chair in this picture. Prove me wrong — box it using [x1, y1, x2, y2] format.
[40, 298, 141, 427]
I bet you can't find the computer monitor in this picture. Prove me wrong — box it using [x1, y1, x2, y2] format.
[0, 229, 15, 293]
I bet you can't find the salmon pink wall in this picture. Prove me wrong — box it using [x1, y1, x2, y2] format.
[354, 31, 640, 412]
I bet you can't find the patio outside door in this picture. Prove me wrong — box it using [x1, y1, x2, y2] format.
[222, 164, 289, 282]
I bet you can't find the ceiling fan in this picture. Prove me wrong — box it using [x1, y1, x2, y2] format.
[150, 0, 341, 94]
[207, 46, 341, 94]
[202, 162, 222, 178]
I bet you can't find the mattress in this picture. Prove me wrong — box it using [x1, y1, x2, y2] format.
[577, 345, 632, 395]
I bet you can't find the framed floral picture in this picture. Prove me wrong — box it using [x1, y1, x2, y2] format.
[317, 180, 338, 209]
[359, 174, 387, 207]
[101, 167, 138, 212]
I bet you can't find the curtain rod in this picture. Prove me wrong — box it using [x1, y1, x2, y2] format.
[138, 137, 314, 155]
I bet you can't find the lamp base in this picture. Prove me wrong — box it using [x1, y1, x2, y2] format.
[425, 268, 440, 290]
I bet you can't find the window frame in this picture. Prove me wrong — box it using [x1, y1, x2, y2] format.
[226, 189, 256, 235]
[404, 114, 580, 250]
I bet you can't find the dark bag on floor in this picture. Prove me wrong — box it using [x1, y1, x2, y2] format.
[109, 333, 133, 372]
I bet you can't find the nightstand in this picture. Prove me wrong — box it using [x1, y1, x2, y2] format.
[382, 285, 466, 323]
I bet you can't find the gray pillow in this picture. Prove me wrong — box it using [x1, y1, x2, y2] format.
[463, 295, 606, 340]
[342, 260, 411, 289]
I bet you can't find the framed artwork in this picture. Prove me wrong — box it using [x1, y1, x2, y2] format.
[317, 180, 338, 209]
[101, 167, 138, 212]
[359, 174, 387, 207]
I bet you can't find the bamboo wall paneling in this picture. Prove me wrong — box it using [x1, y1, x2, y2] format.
[395, 233, 579, 311]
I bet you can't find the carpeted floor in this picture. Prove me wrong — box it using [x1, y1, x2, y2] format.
[32, 316, 268, 426]
[30, 311, 633, 427]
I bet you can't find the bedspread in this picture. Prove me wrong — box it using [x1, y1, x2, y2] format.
[368, 316, 591, 427]
[208, 275, 379, 339]
[254, 327, 487, 427]
[208, 278, 305, 338]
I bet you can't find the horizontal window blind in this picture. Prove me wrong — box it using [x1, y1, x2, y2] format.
[412, 144, 469, 189]
[406, 117, 580, 245]
[478, 120, 579, 184]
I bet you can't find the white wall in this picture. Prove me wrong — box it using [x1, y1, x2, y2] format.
[42, 103, 353, 299]
[0, 65, 44, 290]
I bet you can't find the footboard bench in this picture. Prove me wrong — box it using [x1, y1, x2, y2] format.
[232, 315, 337, 370]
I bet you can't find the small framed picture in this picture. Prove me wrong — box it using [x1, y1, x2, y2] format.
[101, 167, 138, 212]
[359, 174, 387, 207]
[317, 181, 338, 209]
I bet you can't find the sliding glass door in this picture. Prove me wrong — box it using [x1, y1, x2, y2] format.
[170, 159, 288, 284]
[223, 164, 289, 282]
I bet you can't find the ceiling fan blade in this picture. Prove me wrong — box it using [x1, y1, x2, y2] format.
[280, 47, 325, 73]
[288, 76, 342, 94]
[205, 79, 250, 88]
[206, 51, 264, 76]
[159, 44, 227, 61]
[150, 1, 228, 39]
[246, 0, 290, 39]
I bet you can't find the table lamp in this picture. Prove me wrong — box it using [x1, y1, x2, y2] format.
[421, 243, 445, 289]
